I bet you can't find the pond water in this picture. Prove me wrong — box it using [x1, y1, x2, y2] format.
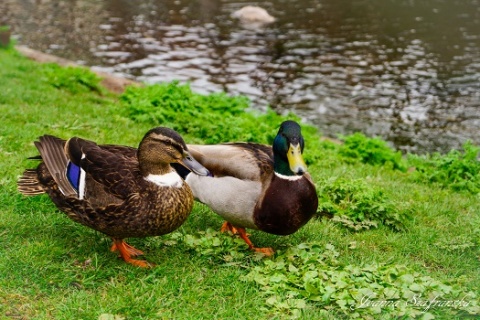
[2, 0, 479, 153]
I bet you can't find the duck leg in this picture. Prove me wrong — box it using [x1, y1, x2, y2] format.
[110, 238, 152, 268]
[110, 241, 144, 256]
[220, 221, 240, 234]
[220, 221, 274, 256]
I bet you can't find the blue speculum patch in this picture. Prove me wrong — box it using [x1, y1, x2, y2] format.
[66, 161, 81, 192]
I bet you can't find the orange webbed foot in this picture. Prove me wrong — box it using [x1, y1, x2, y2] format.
[126, 258, 154, 268]
[111, 239, 152, 268]
[253, 247, 275, 256]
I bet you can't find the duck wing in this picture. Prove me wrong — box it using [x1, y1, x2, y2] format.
[186, 143, 273, 181]
[65, 137, 141, 200]
[29, 136, 139, 199]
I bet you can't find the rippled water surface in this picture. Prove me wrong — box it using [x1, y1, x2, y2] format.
[2, 0, 479, 153]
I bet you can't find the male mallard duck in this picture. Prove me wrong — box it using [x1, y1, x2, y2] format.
[180, 120, 318, 255]
[17, 127, 210, 267]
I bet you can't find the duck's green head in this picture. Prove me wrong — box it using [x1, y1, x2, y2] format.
[273, 120, 308, 176]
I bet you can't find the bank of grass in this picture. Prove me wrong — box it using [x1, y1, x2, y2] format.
[0, 46, 479, 319]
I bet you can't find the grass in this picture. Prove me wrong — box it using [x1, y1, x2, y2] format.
[0, 46, 479, 319]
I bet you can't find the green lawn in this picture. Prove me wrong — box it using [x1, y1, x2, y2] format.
[0, 47, 478, 319]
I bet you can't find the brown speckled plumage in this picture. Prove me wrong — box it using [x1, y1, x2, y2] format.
[17, 127, 209, 267]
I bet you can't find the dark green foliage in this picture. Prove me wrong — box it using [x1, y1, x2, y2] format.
[408, 141, 480, 194]
[339, 133, 407, 171]
[243, 243, 479, 318]
[119, 81, 327, 151]
[43, 64, 103, 94]
[318, 178, 410, 231]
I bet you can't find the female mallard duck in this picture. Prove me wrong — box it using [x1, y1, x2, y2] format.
[17, 127, 210, 267]
[180, 120, 318, 255]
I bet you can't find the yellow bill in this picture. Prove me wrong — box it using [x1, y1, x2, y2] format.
[287, 143, 307, 175]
